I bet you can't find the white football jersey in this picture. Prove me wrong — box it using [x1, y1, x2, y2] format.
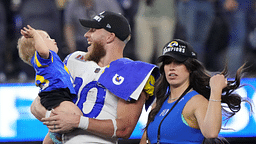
[63, 51, 119, 144]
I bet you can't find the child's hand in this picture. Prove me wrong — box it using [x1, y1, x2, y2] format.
[20, 25, 36, 38]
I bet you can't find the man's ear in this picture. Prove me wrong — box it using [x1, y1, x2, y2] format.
[106, 33, 115, 43]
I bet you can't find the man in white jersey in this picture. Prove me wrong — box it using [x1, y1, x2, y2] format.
[30, 11, 159, 144]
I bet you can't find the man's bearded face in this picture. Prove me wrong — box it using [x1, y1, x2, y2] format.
[85, 41, 106, 63]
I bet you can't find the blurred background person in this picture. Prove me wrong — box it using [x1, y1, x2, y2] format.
[1, 0, 25, 83]
[176, 0, 216, 65]
[134, 0, 177, 64]
[19, 0, 62, 45]
[0, 0, 7, 83]
[245, 0, 256, 77]
[116, 0, 139, 60]
[204, 0, 229, 72]
[63, 0, 123, 53]
[219, 0, 255, 77]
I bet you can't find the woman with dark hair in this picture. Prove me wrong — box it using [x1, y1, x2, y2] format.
[140, 39, 252, 144]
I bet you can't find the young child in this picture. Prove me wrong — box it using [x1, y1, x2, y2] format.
[17, 25, 82, 144]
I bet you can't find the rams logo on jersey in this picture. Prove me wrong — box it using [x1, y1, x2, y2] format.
[112, 74, 124, 85]
[75, 55, 87, 61]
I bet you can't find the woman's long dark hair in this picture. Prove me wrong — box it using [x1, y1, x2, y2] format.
[145, 57, 253, 130]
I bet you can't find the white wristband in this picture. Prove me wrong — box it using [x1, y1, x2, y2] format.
[78, 116, 89, 130]
[45, 110, 51, 118]
[209, 99, 221, 102]
[111, 119, 117, 137]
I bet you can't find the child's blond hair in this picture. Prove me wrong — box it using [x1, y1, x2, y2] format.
[17, 29, 47, 66]
[17, 36, 36, 66]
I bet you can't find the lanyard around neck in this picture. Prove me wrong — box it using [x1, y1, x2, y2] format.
[156, 85, 192, 144]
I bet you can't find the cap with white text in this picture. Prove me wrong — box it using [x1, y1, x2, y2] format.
[79, 11, 131, 42]
[157, 39, 197, 63]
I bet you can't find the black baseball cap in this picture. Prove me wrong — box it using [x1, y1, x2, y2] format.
[157, 39, 197, 63]
[79, 11, 131, 41]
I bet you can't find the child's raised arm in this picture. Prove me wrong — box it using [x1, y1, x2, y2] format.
[21, 25, 50, 59]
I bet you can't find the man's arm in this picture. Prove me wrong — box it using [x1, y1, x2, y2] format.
[30, 96, 47, 121]
[41, 91, 148, 139]
[30, 97, 54, 144]
[140, 131, 149, 144]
